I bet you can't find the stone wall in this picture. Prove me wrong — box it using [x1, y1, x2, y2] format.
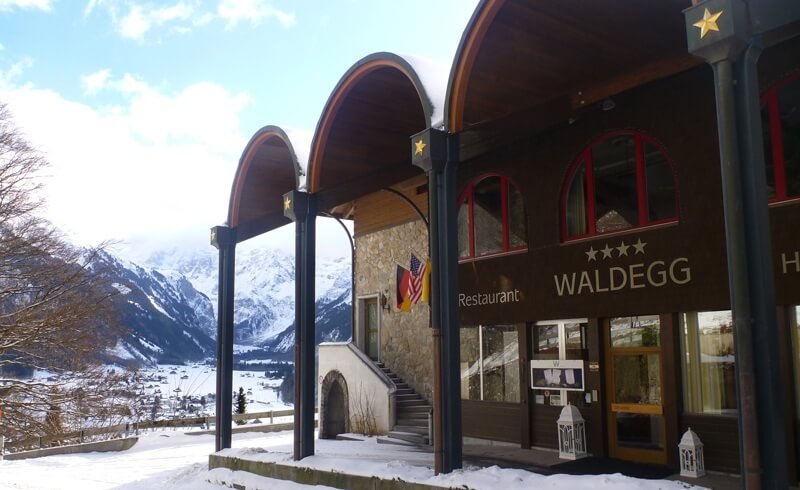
[355, 219, 433, 402]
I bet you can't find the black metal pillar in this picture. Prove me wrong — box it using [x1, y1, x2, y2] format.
[412, 128, 462, 473]
[211, 225, 236, 452]
[284, 190, 317, 460]
[685, 2, 788, 487]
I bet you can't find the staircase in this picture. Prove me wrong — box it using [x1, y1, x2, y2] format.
[375, 361, 431, 446]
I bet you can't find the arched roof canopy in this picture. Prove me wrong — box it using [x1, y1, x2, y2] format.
[308, 53, 434, 215]
[446, 0, 701, 135]
[228, 125, 302, 242]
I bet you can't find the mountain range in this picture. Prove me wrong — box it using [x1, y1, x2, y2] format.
[99, 245, 352, 365]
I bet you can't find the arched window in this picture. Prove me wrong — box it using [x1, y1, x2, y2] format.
[458, 174, 527, 260]
[761, 72, 800, 202]
[561, 130, 678, 241]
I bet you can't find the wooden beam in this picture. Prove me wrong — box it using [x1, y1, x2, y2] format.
[315, 163, 422, 212]
[569, 53, 703, 110]
[235, 212, 291, 243]
[458, 96, 573, 162]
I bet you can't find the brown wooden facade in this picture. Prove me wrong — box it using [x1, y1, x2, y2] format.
[219, 0, 800, 482]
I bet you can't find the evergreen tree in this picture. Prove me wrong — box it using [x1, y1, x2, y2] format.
[236, 387, 247, 415]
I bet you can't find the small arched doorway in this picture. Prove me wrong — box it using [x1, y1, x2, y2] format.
[320, 370, 350, 439]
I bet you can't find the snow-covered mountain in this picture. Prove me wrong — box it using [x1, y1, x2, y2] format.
[143, 245, 352, 346]
[97, 251, 217, 365]
[99, 242, 353, 365]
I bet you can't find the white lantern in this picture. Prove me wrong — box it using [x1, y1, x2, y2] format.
[679, 427, 706, 478]
[557, 404, 587, 460]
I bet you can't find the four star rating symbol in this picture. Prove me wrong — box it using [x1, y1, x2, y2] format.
[693, 8, 723, 39]
[414, 138, 427, 156]
[586, 238, 647, 262]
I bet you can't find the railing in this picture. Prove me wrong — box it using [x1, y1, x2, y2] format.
[2, 408, 305, 453]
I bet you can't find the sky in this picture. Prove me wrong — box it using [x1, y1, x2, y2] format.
[0, 0, 478, 260]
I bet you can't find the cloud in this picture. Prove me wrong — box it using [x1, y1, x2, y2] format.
[0, 43, 5, 50]
[84, 1, 294, 40]
[116, 2, 196, 40]
[0, 0, 52, 12]
[80, 68, 112, 94]
[217, 0, 294, 28]
[0, 64, 253, 247]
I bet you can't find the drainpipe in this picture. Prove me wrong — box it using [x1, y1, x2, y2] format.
[684, 2, 787, 487]
[412, 128, 462, 474]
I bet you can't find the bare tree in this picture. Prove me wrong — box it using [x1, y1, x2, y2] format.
[0, 102, 127, 443]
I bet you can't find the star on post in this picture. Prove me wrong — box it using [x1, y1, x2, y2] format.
[586, 246, 598, 262]
[693, 8, 723, 39]
[283, 195, 291, 211]
[414, 138, 427, 156]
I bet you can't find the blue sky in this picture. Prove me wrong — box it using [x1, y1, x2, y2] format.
[0, 0, 478, 258]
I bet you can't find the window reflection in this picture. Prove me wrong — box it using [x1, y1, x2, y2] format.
[460, 325, 520, 403]
[680, 311, 737, 414]
[593, 135, 638, 233]
[473, 177, 504, 256]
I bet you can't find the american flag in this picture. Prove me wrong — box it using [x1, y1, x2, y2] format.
[408, 254, 426, 304]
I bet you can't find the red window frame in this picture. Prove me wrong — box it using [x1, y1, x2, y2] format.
[458, 173, 528, 260]
[761, 71, 800, 203]
[560, 130, 679, 242]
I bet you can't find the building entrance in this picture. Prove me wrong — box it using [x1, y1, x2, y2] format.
[605, 316, 667, 465]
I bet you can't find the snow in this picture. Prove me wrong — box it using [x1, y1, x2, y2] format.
[137, 364, 291, 416]
[401, 54, 451, 129]
[0, 430, 707, 490]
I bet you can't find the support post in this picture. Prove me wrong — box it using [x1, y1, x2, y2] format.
[284, 190, 317, 460]
[211, 225, 236, 452]
[684, 2, 788, 487]
[412, 128, 462, 474]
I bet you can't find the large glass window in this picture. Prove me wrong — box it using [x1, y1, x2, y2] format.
[457, 175, 528, 260]
[532, 320, 587, 406]
[761, 73, 800, 202]
[790, 306, 800, 423]
[460, 325, 520, 402]
[680, 310, 737, 415]
[561, 131, 678, 241]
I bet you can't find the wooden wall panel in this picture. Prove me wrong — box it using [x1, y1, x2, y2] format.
[462, 400, 522, 444]
[354, 175, 428, 237]
[680, 415, 740, 473]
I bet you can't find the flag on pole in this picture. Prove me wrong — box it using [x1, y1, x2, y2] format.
[408, 254, 428, 304]
[420, 258, 431, 303]
[396, 265, 412, 312]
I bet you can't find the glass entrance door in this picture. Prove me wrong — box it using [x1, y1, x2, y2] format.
[605, 315, 667, 464]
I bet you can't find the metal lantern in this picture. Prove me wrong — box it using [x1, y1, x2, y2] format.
[557, 404, 587, 460]
[679, 427, 706, 478]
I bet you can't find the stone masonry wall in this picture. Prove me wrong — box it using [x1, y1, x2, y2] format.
[355, 219, 433, 402]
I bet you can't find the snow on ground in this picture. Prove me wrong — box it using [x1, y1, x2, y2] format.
[0, 429, 706, 490]
[137, 364, 291, 417]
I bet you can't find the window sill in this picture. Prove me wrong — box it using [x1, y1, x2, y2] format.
[458, 248, 528, 264]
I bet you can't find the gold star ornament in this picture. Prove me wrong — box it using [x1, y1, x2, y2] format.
[414, 138, 427, 156]
[283, 195, 291, 211]
[693, 8, 723, 39]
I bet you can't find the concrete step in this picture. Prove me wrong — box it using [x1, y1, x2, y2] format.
[395, 393, 423, 402]
[396, 416, 428, 426]
[387, 430, 428, 445]
[376, 436, 418, 447]
[395, 388, 414, 396]
[392, 425, 427, 435]
[396, 401, 431, 409]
